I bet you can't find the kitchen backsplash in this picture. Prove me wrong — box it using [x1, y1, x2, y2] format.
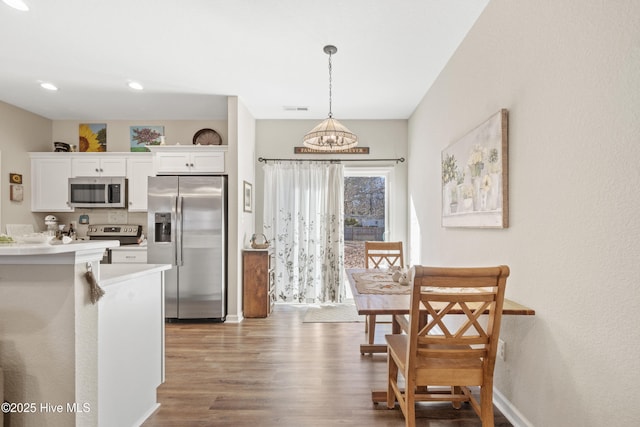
[33, 210, 148, 240]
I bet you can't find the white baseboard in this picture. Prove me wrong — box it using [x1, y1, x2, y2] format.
[225, 314, 243, 323]
[493, 388, 534, 427]
[134, 403, 160, 427]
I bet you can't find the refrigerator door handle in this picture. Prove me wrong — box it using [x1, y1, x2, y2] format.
[170, 195, 178, 266]
[177, 195, 184, 266]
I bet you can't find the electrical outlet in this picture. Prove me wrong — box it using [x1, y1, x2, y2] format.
[497, 339, 506, 361]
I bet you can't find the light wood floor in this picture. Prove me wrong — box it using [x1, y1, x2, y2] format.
[142, 304, 512, 427]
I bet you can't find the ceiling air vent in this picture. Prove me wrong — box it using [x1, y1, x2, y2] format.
[283, 106, 309, 111]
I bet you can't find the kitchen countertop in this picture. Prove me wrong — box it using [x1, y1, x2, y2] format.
[0, 239, 167, 427]
[0, 239, 119, 256]
[100, 263, 171, 286]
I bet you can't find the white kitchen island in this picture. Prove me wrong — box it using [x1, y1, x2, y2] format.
[0, 241, 171, 427]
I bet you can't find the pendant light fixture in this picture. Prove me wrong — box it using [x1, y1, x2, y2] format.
[303, 45, 358, 151]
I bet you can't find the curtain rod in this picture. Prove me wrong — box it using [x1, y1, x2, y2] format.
[258, 157, 405, 164]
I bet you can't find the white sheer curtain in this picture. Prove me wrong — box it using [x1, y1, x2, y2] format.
[263, 161, 345, 303]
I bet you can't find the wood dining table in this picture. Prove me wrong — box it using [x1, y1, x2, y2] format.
[346, 268, 536, 355]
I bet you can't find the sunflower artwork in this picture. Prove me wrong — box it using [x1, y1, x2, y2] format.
[79, 123, 107, 152]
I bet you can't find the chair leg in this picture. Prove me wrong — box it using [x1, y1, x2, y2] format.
[452, 386, 462, 409]
[387, 356, 398, 409]
[405, 384, 416, 427]
[480, 384, 495, 427]
[368, 314, 377, 345]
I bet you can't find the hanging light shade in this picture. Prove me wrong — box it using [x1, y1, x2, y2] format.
[303, 45, 358, 151]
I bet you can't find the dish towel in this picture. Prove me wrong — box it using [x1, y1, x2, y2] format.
[85, 268, 105, 304]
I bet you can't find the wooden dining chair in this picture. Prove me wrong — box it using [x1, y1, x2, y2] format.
[364, 241, 404, 270]
[364, 241, 404, 348]
[385, 265, 509, 427]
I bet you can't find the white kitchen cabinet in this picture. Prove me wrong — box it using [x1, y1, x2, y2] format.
[72, 156, 126, 177]
[149, 146, 226, 174]
[126, 155, 154, 211]
[110, 248, 148, 263]
[30, 154, 74, 212]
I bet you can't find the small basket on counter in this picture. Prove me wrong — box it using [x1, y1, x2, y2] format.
[250, 233, 270, 249]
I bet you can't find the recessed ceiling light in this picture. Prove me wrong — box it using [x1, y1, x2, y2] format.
[2, 0, 29, 11]
[128, 81, 144, 91]
[40, 82, 58, 91]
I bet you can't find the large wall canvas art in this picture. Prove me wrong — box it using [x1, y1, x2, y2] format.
[441, 109, 508, 228]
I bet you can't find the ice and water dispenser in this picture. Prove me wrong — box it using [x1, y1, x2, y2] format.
[154, 213, 172, 243]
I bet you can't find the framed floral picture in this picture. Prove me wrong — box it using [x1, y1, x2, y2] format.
[441, 109, 508, 228]
[130, 126, 164, 152]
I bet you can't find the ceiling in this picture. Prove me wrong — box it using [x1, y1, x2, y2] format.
[0, 0, 489, 121]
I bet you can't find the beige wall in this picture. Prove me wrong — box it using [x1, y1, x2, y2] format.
[407, 1, 640, 425]
[47, 119, 228, 236]
[0, 103, 251, 322]
[254, 119, 408, 245]
[52, 119, 228, 152]
[0, 101, 52, 232]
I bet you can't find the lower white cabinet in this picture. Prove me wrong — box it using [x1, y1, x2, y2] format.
[98, 266, 165, 427]
[111, 248, 147, 264]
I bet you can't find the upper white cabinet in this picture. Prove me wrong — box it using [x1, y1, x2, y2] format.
[30, 152, 154, 212]
[72, 156, 126, 177]
[30, 154, 74, 212]
[29, 146, 226, 213]
[148, 145, 226, 174]
[126, 155, 154, 211]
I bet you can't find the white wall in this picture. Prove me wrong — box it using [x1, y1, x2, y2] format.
[228, 96, 257, 321]
[254, 119, 408, 244]
[0, 101, 52, 232]
[408, 1, 640, 425]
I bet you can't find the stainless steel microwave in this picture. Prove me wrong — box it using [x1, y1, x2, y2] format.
[68, 177, 127, 208]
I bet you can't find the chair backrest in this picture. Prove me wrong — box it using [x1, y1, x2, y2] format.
[364, 241, 404, 269]
[407, 265, 509, 382]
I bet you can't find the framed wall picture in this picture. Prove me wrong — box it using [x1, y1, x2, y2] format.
[441, 109, 508, 228]
[10, 184, 23, 202]
[243, 181, 253, 213]
[10, 173, 22, 184]
[9, 173, 23, 202]
[130, 125, 164, 152]
[79, 123, 107, 152]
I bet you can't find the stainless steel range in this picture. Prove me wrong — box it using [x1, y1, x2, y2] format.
[87, 224, 143, 263]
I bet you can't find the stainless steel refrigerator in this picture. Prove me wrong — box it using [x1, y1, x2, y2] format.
[147, 176, 227, 321]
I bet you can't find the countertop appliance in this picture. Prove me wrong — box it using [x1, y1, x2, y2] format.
[147, 176, 227, 321]
[68, 176, 126, 208]
[87, 224, 143, 263]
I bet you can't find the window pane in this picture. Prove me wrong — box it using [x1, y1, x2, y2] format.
[344, 175, 386, 268]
